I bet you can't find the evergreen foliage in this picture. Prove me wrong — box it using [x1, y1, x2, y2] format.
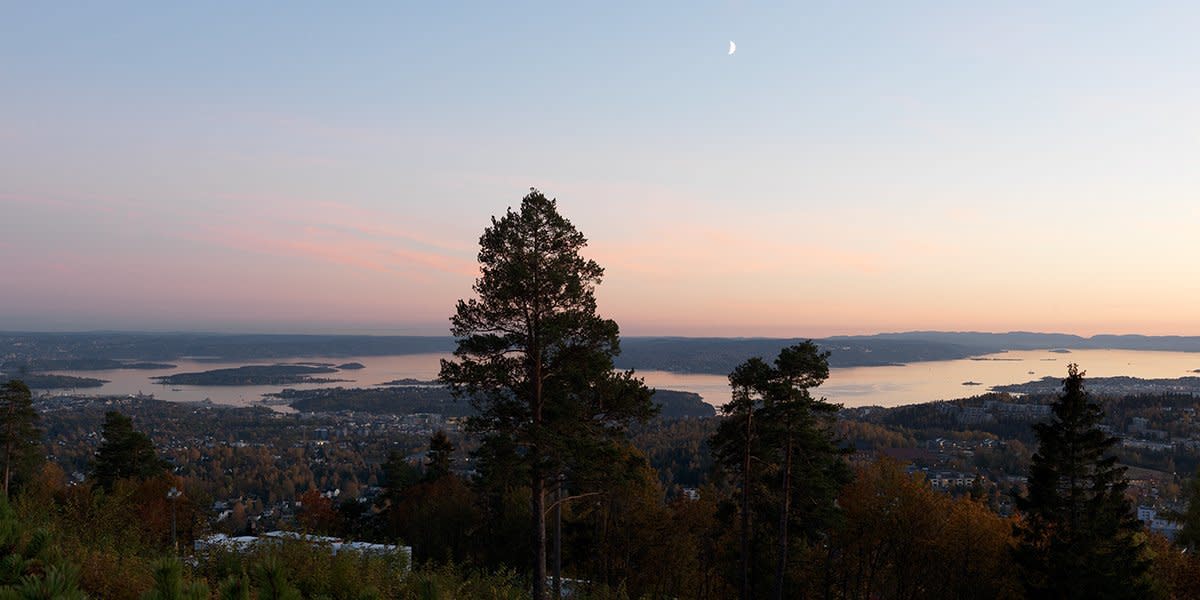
[0, 494, 87, 599]
[1015, 364, 1153, 599]
[439, 189, 656, 600]
[141, 558, 210, 600]
[0, 381, 42, 498]
[710, 343, 849, 600]
[92, 411, 166, 490]
[424, 430, 454, 481]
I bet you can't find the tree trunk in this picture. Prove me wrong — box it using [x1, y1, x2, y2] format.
[741, 409, 753, 600]
[533, 469, 547, 600]
[774, 435, 793, 600]
[532, 312, 547, 600]
[2, 398, 14, 498]
[553, 475, 563, 599]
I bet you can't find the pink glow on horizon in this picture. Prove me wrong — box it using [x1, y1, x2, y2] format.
[4, 182, 1200, 336]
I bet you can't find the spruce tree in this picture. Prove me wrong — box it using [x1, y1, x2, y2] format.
[1015, 364, 1151, 599]
[92, 411, 165, 490]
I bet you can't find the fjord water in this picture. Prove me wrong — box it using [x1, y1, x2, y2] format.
[39, 349, 1200, 409]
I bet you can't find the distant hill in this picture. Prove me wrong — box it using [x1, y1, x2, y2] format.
[0, 332, 454, 362]
[616, 337, 978, 373]
[4, 331, 1199, 377]
[825, 331, 1200, 353]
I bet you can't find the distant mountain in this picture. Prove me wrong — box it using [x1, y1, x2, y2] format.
[0, 332, 455, 362]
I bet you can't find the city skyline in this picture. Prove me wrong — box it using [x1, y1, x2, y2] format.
[4, 3, 1200, 336]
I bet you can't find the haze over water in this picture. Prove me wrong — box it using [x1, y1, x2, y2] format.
[40, 348, 1200, 410]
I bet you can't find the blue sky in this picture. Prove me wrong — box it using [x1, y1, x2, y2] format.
[3, 2, 1200, 335]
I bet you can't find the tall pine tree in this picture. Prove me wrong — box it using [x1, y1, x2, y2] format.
[1015, 364, 1151, 599]
[439, 189, 656, 600]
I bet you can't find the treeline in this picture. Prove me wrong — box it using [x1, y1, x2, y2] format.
[275, 386, 714, 419]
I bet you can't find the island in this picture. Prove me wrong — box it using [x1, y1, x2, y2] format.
[337, 362, 366, 370]
[151, 364, 347, 386]
[376, 378, 441, 386]
[16, 374, 109, 389]
[993, 375, 1200, 396]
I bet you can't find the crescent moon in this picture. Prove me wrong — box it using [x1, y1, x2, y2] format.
[728, 41, 736, 55]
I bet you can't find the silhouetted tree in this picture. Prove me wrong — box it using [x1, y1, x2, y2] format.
[425, 430, 454, 481]
[439, 189, 656, 600]
[710, 343, 849, 600]
[0, 380, 42, 497]
[760, 341, 848, 599]
[1015, 364, 1152, 598]
[711, 357, 772, 600]
[92, 411, 165, 490]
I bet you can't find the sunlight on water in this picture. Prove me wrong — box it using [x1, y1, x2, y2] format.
[39, 349, 1200, 410]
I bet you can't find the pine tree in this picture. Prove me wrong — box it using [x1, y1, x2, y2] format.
[710, 357, 772, 600]
[252, 557, 302, 600]
[439, 189, 656, 600]
[141, 558, 210, 600]
[709, 343, 848, 600]
[760, 341, 848, 600]
[1015, 364, 1152, 599]
[0, 381, 42, 498]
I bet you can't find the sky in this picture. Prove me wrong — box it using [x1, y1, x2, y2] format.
[3, 2, 1200, 337]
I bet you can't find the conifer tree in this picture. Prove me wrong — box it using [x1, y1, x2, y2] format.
[440, 189, 655, 600]
[760, 341, 848, 600]
[1015, 364, 1151, 599]
[710, 343, 848, 600]
[0, 380, 42, 497]
[92, 411, 165, 490]
[424, 430, 454, 481]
